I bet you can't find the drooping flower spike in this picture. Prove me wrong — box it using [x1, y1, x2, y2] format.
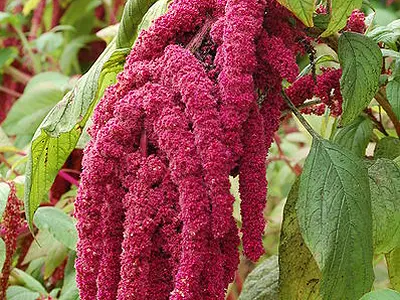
[75, 0, 338, 299]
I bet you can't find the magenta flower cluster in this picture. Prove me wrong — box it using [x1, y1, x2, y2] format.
[75, 0, 331, 299]
[0, 182, 23, 299]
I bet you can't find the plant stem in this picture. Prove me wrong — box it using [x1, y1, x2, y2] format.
[281, 91, 320, 139]
[0, 155, 20, 176]
[186, 17, 214, 53]
[58, 170, 80, 187]
[12, 26, 41, 74]
[0, 86, 22, 98]
[281, 99, 321, 117]
[273, 133, 303, 176]
[375, 88, 400, 137]
[363, 109, 389, 136]
[3, 66, 31, 84]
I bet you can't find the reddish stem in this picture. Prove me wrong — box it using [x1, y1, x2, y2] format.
[58, 170, 80, 187]
[29, 0, 46, 40]
[51, 0, 62, 28]
[273, 133, 302, 176]
[0, 86, 22, 98]
[140, 130, 148, 157]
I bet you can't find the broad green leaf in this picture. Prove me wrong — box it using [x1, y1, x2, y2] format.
[368, 159, 400, 254]
[338, 32, 382, 125]
[374, 137, 400, 160]
[34, 32, 64, 54]
[11, 268, 47, 295]
[25, 257, 45, 282]
[96, 24, 120, 44]
[61, 0, 101, 27]
[359, 289, 400, 300]
[116, 0, 158, 48]
[322, 0, 362, 37]
[137, 0, 169, 32]
[50, 288, 61, 298]
[0, 182, 10, 219]
[44, 241, 68, 279]
[0, 239, 6, 272]
[387, 247, 400, 291]
[23, 230, 57, 265]
[239, 256, 279, 300]
[3, 72, 71, 140]
[297, 137, 373, 300]
[276, 0, 315, 27]
[60, 35, 99, 75]
[33, 207, 77, 250]
[387, 78, 400, 121]
[0, 12, 21, 27]
[6, 286, 40, 300]
[382, 49, 400, 60]
[0, 127, 11, 145]
[279, 180, 321, 300]
[367, 19, 400, 50]
[333, 116, 373, 157]
[0, 47, 18, 71]
[59, 252, 79, 300]
[24, 40, 127, 230]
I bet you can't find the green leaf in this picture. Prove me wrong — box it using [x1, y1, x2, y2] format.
[239, 256, 279, 300]
[297, 137, 374, 300]
[338, 32, 382, 125]
[0, 238, 6, 272]
[321, 0, 362, 37]
[382, 49, 400, 60]
[367, 19, 400, 50]
[96, 24, 120, 44]
[34, 32, 64, 54]
[387, 247, 400, 291]
[3, 72, 71, 141]
[137, 0, 169, 32]
[33, 207, 77, 250]
[60, 0, 101, 27]
[11, 268, 47, 295]
[24, 40, 128, 231]
[368, 159, 400, 254]
[387, 77, 400, 121]
[333, 116, 373, 157]
[359, 289, 400, 300]
[116, 0, 158, 48]
[60, 35, 99, 75]
[0, 182, 10, 219]
[0, 47, 18, 71]
[44, 241, 68, 279]
[279, 180, 321, 300]
[50, 288, 61, 298]
[6, 286, 40, 300]
[374, 137, 400, 160]
[23, 230, 57, 265]
[59, 252, 79, 300]
[272, 0, 315, 27]
[0, 12, 21, 27]
[25, 257, 45, 282]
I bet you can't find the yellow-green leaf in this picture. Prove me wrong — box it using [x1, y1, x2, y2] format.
[279, 180, 321, 300]
[297, 137, 374, 299]
[275, 0, 315, 27]
[322, 0, 362, 37]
